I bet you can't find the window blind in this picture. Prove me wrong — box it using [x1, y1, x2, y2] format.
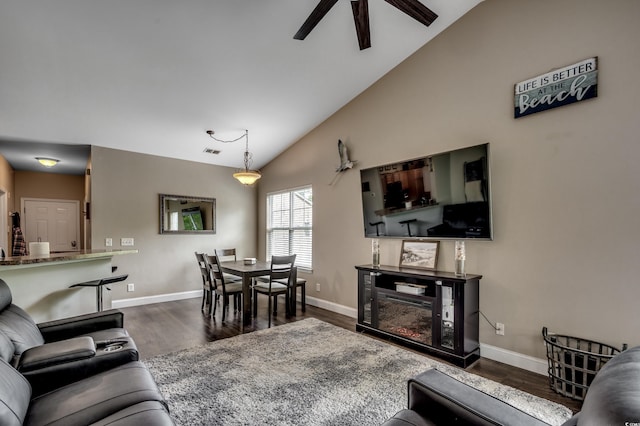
[266, 186, 312, 270]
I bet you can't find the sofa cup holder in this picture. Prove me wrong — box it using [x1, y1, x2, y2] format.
[103, 344, 123, 352]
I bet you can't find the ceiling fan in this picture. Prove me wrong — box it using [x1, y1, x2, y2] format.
[293, 0, 438, 50]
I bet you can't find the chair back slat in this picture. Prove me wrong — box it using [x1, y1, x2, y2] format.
[205, 254, 228, 293]
[215, 248, 237, 262]
[195, 251, 206, 267]
[269, 254, 296, 285]
[195, 252, 211, 284]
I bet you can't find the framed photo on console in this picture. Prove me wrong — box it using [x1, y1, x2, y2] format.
[399, 240, 439, 270]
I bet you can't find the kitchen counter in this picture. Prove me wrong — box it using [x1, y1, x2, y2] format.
[0, 249, 138, 269]
[0, 249, 139, 322]
[374, 203, 439, 217]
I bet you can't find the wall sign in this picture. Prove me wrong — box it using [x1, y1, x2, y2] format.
[514, 57, 598, 119]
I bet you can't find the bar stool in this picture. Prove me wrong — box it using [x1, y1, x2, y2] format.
[369, 221, 384, 236]
[399, 218, 417, 237]
[70, 274, 128, 312]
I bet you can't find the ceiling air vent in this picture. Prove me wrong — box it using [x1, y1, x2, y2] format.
[203, 148, 221, 155]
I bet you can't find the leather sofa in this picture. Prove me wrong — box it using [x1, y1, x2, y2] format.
[0, 357, 174, 426]
[0, 279, 174, 425]
[0, 279, 137, 395]
[383, 345, 640, 425]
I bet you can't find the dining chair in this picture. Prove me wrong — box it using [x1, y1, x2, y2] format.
[205, 254, 243, 321]
[215, 248, 242, 283]
[252, 254, 296, 327]
[267, 276, 307, 314]
[290, 277, 307, 313]
[194, 252, 214, 314]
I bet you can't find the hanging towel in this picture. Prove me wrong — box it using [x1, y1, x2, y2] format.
[12, 226, 27, 256]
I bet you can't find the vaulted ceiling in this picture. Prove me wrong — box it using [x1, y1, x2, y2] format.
[0, 0, 482, 174]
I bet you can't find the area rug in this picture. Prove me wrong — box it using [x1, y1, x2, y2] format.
[144, 318, 572, 425]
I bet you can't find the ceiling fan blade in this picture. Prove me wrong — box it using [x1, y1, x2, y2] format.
[351, 0, 371, 50]
[294, 0, 339, 40]
[383, 0, 438, 27]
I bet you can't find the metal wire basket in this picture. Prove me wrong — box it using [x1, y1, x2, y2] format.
[542, 327, 627, 401]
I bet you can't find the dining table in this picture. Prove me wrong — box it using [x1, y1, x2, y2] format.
[220, 260, 297, 326]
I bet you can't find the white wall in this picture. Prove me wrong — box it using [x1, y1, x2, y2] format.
[90, 146, 257, 303]
[258, 0, 640, 361]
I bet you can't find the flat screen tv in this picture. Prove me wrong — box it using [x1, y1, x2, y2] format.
[360, 143, 492, 240]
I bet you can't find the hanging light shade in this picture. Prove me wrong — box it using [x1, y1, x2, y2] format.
[36, 157, 59, 168]
[231, 130, 261, 185]
[233, 170, 262, 185]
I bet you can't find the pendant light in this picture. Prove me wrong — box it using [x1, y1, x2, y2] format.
[233, 130, 261, 185]
[206, 129, 261, 185]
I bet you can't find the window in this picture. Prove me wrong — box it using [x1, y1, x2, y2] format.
[169, 211, 179, 231]
[267, 186, 312, 270]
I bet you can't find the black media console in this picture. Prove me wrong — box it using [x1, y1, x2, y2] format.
[355, 264, 481, 368]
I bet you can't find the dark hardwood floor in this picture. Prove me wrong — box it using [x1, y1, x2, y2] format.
[120, 296, 582, 414]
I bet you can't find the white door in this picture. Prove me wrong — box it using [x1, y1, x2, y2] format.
[23, 199, 80, 252]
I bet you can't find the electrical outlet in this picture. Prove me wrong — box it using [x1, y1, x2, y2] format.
[105, 238, 112, 247]
[127, 283, 135, 292]
[120, 238, 134, 246]
[316, 283, 321, 292]
[496, 322, 505, 336]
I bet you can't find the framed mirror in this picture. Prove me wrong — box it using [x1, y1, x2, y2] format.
[159, 194, 216, 234]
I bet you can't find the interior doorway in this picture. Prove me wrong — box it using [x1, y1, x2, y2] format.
[22, 198, 80, 252]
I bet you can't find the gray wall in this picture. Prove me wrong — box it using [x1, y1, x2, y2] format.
[90, 146, 257, 302]
[258, 0, 640, 360]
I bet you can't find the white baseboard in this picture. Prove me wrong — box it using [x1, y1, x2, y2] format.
[112, 291, 357, 317]
[480, 343, 548, 376]
[304, 296, 547, 376]
[114, 292, 544, 376]
[113, 290, 201, 309]
[303, 295, 357, 318]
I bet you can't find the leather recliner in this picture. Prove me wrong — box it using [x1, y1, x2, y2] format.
[0, 278, 138, 395]
[0, 356, 174, 426]
[383, 345, 640, 425]
[0, 278, 174, 425]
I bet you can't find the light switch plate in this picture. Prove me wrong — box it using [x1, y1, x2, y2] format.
[105, 238, 112, 247]
[121, 237, 134, 246]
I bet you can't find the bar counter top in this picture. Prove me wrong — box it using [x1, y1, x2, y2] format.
[0, 249, 138, 268]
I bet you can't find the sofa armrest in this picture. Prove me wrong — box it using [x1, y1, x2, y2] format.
[16, 336, 95, 372]
[20, 336, 139, 397]
[407, 369, 550, 426]
[37, 309, 124, 342]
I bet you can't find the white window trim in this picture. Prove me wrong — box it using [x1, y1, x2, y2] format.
[266, 185, 312, 272]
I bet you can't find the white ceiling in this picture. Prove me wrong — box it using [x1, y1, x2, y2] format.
[0, 0, 482, 174]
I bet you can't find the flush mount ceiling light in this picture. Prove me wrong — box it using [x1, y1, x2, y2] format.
[35, 157, 59, 168]
[206, 129, 261, 185]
